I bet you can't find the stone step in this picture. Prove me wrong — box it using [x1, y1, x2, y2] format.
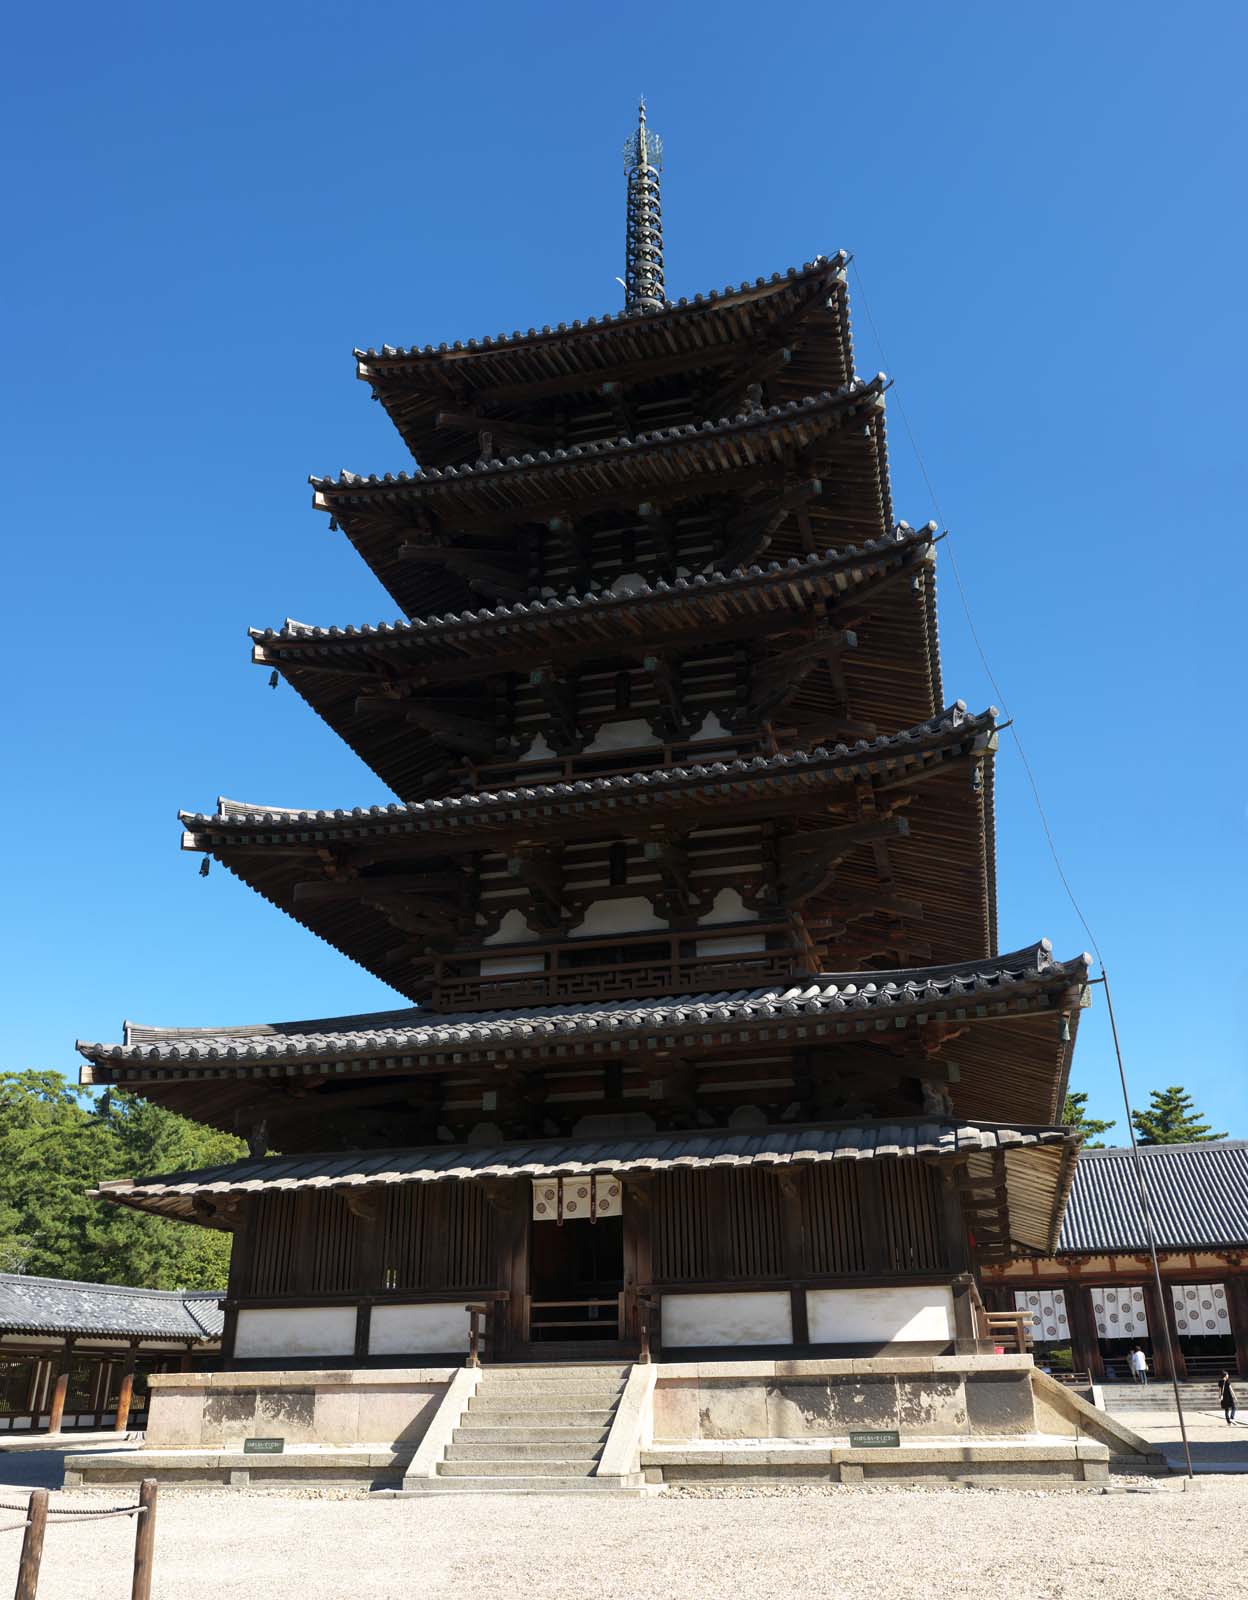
[454, 1425, 610, 1445]
[482, 1367, 631, 1382]
[467, 1376, 624, 1401]
[437, 1459, 599, 1478]
[390, 1477, 645, 1496]
[464, 1407, 618, 1426]
[445, 1441, 606, 1462]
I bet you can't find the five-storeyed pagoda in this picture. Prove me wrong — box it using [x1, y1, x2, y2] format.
[79, 104, 1090, 1368]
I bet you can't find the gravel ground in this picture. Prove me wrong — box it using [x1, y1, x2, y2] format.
[2, 1476, 1245, 1600]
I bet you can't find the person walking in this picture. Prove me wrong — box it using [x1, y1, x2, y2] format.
[1128, 1345, 1149, 1386]
[1218, 1371, 1237, 1425]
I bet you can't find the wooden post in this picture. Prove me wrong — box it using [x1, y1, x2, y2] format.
[779, 1173, 810, 1347]
[114, 1343, 140, 1433]
[47, 1339, 74, 1435]
[621, 1176, 653, 1347]
[1144, 1280, 1181, 1381]
[1066, 1283, 1104, 1382]
[15, 1488, 48, 1600]
[950, 1274, 981, 1354]
[24, 1358, 44, 1413]
[1226, 1276, 1248, 1378]
[130, 1479, 158, 1600]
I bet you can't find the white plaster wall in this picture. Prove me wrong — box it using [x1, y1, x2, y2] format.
[583, 719, 657, 754]
[696, 888, 759, 926]
[480, 954, 546, 976]
[662, 1291, 793, 1348]
[807, 1286, 955, 1344]
[691, 712, 732, 744]
[369, 1304, 471, 1356]
[234, 1306, 357, 1360]
[483, 908, 539, 945]
[569, 896, 668, 938]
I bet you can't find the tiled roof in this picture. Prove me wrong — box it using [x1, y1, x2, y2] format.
[1060, 1142, 1248, 1253]
[309, 383, 886, 493]
[249, 525, 935, 650]
[353, 255, 847, 363]
[0, 1273, 222, 1341]
[179, 701, 991, 833]
[94, 1118, 1075, 1200]
[77, 941, 1089, 1069]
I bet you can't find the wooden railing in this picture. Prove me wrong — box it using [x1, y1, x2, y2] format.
[527, 1296, 624, 1340]
[465, 1304, 491, 1368]
[979, 1310, 1032, 1354]
[434, 936, 794, 1011]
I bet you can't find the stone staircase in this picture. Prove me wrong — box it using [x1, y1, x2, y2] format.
[405, 1363, 639, 1493]
[1099, 1381, 1221, 1415]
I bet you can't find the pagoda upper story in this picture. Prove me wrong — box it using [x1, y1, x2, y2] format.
[183, 103, 1001, 1018]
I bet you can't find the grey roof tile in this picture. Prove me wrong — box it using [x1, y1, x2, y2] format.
[248, 525, 935, 648]
[179, 701, 991, 832]
[0, 1273, 222, 1340]
[95, 1118, 1077, 1205]
[1060, 1143, 1248, 1253]
[77, 941, 1090, 1068]
[310, 382, 885, 492]
[353, 254, 846, 362]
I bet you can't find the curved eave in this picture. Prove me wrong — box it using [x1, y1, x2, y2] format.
[248, 530, 937, 801]
[355, 257, 853, 465]
[172, 707, 998, 999]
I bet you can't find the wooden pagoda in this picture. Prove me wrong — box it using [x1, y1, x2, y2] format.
[79, 104, 1090, 1367]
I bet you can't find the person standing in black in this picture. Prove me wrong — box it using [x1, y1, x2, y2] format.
[1218, 1371, 1238, 1425]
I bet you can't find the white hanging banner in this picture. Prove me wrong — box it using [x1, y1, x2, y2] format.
[1091, 1284, 1149, 1339]
[532, 1176, 622, 1223]
[1014, 1288, 1070, 1341]
[1171, 1283, 1231, 1336]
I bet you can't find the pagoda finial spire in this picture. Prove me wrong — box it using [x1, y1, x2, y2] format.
[623, 96, 665, 314]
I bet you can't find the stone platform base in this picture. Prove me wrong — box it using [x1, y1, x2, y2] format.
[64, 1444, 412, 1490]
[642, 1434, 1112, 1487]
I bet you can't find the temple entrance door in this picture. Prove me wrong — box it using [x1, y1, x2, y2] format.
[528, 1179, 625, 1347]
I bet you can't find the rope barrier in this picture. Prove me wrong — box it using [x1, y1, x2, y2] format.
[849, 259, 1197, 1480]
[0, 1498, 144, 1517]
[0, 1519, 31, 1534]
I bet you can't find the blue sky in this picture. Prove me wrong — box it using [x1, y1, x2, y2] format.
[3, 2, 1244, 1139]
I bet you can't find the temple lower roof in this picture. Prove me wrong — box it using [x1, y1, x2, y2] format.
[91, 1117, 1079, 1255]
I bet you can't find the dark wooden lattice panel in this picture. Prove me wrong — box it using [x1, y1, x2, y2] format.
[879, 1161, 947, 1273]
[381, 1184, 495, 1291]
[802, 1162, 868, 1277]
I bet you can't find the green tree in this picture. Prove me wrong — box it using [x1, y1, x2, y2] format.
[1131, 1085, 1226, 1146]
[0, 1071, 244, 1290]
[1062, 1090, 1116, 1148]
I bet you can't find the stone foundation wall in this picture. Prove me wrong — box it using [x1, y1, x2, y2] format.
[144, 1368, 456, 1449]
[650, 1355, 1037, 1441]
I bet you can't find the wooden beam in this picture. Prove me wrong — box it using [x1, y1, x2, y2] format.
[293, 870, 467, 904]
[778, 817, 910, 905]
[742, 629, 856, 722]
[395, 543, 528, 599]
[716, 477, 822, 572]
[353, 695, 500, 758]
[435, 410, 556, 445]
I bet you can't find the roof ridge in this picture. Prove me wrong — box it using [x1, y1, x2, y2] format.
[352, 254, 845, 361]
[311, 379, 886, 492]
[77, 941, 1089, 1064]
[248, 524, 936, 646]
[0, 1272, 215, 1301]
[181, 701, 991, 829]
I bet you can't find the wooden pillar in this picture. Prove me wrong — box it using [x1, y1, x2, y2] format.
[778, 1173, 810, 1347]
[47, 1339, 74, 1435]
[219, 1304, 239, 1370]
[114, 1343, 140, 1433]
[1226, 1275, 1248, 1378]
[24, 1358, 44, 1412]
[1144, 1279, 1183, 1381]
[950, 1275, 981, 1354]
[1066, 1284, 1104, 1382]
[485, 1178, 528, 1357]
[621, 1176, 654, 1346]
